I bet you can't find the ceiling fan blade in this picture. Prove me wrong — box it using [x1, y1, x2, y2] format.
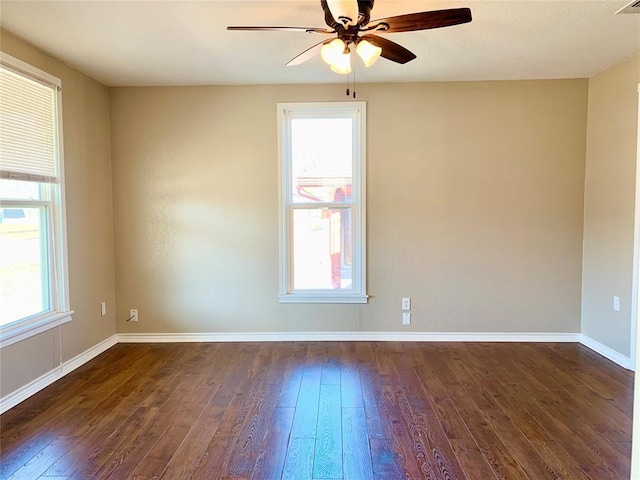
[227, 26, 334, 34]
[287, 40, 331, 66]
[361, 34, 416, 64]
[368, 8, 472, 33]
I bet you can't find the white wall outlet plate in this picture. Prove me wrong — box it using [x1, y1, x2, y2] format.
[402, 297, 411, 311]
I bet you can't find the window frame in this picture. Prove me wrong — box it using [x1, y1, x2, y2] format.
[277, 102, 368, 304]
[0, 52, 72, 348]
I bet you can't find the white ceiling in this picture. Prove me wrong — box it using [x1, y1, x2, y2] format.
[0, 1, 639, 86]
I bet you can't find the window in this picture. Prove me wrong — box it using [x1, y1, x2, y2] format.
[0, 53, 72, 347]
[278, 102, 367, 303]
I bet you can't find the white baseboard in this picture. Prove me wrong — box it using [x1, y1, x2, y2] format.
[0, 334, 117, 414]
[579, 334, 634, 370]
[116, 331, 582, 343]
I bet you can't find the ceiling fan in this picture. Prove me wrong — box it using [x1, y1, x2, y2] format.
[227, 0, 472, 74]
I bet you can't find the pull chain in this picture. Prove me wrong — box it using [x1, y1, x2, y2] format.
[353, 61, 356, 99]
[345, 66, 357, 98]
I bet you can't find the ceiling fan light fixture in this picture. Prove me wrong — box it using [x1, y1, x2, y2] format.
[320, 38, 344, 63]
[329, 53, 352, 74]
[321, 38, 350, 69]
[326, 0, 359, 26]
[356, 39, 382, 67]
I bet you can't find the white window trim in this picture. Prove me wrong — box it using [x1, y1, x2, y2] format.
[277, 102, 368, 304]
[0, 52, 73, 348]
[0, 312, 72, 349]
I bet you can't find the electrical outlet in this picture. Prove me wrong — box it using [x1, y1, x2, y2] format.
[402, 297, 411, 311]
[129, 309, 138, 322]
[101, 302, 107, 316]
[402, 312, 411, 326]
[613, 296, 620, 312]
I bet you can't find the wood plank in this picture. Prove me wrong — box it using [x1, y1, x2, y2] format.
[282, 437, 315, 480]
[369, 438, 404, 480]
[340, 343, 363, 410]
[1, 345, 136, 434]
[354, 342, 386, 439]
[64, 345, 205, 480]
[290, 368, 321, 438]
[158, 344, 244, 479]
[391, 343, 468, 480]
[409, 351, 497, 480]
[40, 347, 183, 477]
[214, 344, 272, 437]
[92, 373, 207, 480]
[423, 344, 530, 480]
[277, 344, 306, 408]
[251, 407, 295, 479]
[431, 344, 559, 479]
[370, 343, 431, 478]
[342, 407, 373, 480]
[1, 345, 156, 475]
[157, 405, 227, 480]
[321, 343, 341, 385]
[509, 344, 630, 477]
[313, 384, 342, 479]
[523, 344, 632, 440]
[464, 343, 621, 480]
[128, 377, 219, 479]
[543, 343, 633, 408]
[190, 435, 236, 480]
[223, 344, 291, 477]
[4, 436, 75, 480]
[66, 407, 159, 480]
[3, 345, 179, 480]
[458, 344, 591, 480]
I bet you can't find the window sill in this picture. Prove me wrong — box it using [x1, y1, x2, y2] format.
[0, 311, 73, 349]
[279, 294, 369, 304]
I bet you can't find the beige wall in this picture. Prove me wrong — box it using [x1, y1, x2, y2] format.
[582, 54, 640, 358]
[0, 31, 116, 398]
[110, 80, 588, 335]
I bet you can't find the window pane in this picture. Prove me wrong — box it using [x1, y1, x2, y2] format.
[0, 206, 50, 325]
[292, 208, 352, 290]
[291, 118, 352, 203]
[0, 179, 41, 200]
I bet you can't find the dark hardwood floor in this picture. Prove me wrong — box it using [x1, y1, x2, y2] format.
[0, 341, 633, 479]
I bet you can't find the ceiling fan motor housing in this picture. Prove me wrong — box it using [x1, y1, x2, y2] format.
[357, 1, 374, 26]
[321, 0, 375, 29]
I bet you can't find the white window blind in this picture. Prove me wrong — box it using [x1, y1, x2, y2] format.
[0, 65, 59, 183]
